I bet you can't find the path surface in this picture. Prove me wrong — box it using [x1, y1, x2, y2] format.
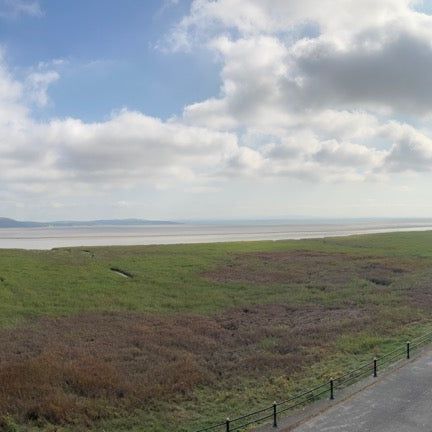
[292, 349, 432, 432]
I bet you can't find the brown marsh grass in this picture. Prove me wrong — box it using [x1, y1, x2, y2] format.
[0, 303, 370, 427]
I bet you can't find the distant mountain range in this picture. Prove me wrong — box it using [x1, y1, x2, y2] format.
[0, 217, 179, 228]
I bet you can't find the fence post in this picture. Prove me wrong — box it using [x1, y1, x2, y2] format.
[226, 418, 230, 432]
[406, 341, 410, 359]
[330, 378, 334, 400]
[273, 401, 277, 428]
[373, 357, 377, 377]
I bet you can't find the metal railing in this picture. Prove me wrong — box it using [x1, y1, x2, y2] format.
[193, 328, 432, 432]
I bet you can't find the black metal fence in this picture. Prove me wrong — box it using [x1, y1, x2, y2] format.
[193, 329, 432, 432]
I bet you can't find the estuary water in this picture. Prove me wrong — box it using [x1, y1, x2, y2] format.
[1, 220, 432, 250]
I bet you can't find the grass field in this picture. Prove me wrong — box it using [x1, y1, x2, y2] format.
[1, 231, 432, 431]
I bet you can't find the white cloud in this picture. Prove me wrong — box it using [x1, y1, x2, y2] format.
[0, 0, 42, 18]
[168, 0, 423, 49]
[25, 70, 59, 106]
[47, 110, 238, 183]
[184, 35, 291, 130]
[382, 122, 432, 172]
[3, 0, 432, 215]
[312, 140, 385, 168]
[287, 30, 432, 115]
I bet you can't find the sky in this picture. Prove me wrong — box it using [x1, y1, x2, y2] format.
[1, 0, 432, 221]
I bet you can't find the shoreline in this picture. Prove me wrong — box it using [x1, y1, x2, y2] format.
[0, 222, 432, 250]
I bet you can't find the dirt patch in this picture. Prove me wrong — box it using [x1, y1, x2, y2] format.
[110, 267, 133, 278]
[0, 305, 370, 427]
[81, 250, 95, 258]
[204, 250, 419, 287]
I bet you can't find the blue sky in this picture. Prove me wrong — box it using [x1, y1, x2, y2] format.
[1, 0, 220, 121]
[1, 0, 432, 221]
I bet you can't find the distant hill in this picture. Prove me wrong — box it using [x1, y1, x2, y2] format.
[0, 217, 179, 228]
[0, 218, 43, 228]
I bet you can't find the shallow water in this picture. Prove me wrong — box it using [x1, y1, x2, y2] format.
[1, 220, 432, 250]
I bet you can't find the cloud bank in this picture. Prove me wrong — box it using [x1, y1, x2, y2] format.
[2, 0, 432, 212]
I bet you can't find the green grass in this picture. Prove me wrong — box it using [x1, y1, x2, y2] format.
[0, 231, 429, 323]
[1, 231, 432, 431]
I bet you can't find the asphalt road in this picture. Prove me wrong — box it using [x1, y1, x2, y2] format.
[292, 349, 432, 432]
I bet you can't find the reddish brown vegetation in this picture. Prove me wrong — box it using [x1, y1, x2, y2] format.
[0, 303, 370, 427]
[0, 313, 208, 427]
[402, 269, 432, 311]
[204, 250, 419, 287]
[0, 250, 426, 429]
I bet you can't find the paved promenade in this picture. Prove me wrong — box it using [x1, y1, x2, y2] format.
[292, 349, 432, 432]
